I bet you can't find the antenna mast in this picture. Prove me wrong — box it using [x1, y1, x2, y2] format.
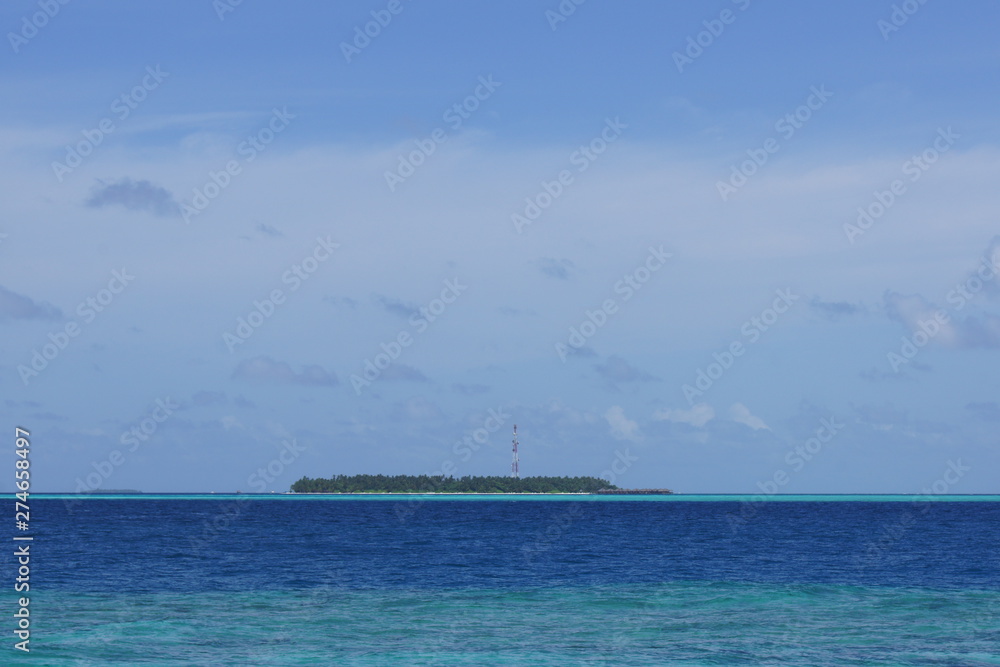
[511, 424, 520, 479]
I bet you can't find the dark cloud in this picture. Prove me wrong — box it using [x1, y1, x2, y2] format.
[563, 345, 598, 359]
[373, 294, 418, 318]
[0, 285, 62, 321]
[536, 257, 574, 280]
[232, 356, 338, 387]
[809, 296, 864, 319]
[6, 400, 42, 408]
[859, 363, 929, 383]
[379, 363, 428, 382]
[86, 178, 181, 217]
[594, 355, 658, 386]
[255, 223, 284, 237]
[324, 296, 358, 309]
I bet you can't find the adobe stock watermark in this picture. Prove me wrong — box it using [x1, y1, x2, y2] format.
[877, 0, 930, 41]
[521, 503, 584, 565]
[350, 278, 467, 394]
[212, 0, 245, 21]
[717, 85, 833, 201]
[223, 236, 340, 352]
[511, 117, 627, 234]
[524, 446, 637, 565]
[18, 268, 135, 386]
[545, 0, 587, 31]
[394, 406, 511, 522]
[844, 127, 959, 244]
[885, 245, 1000, 372]
[340, 0, 413, 63]
[600, 447, 639, 487]
[63, 397, 179, 512]
[855, 458, 969, 571]
[555, 245, 671, 361]
[672, 0, 752, 73]
[727, 415, 845, 534]
[945, 248, 1000, 311]
[51, 65, 169, 182]
[7, 0, 71, 54]
[181, 107, 295, 224]
[384, 75, 502, 192]
[189, 438, 306, 554]
[886, 310, 949, 372]
[682, 288, 798, 405]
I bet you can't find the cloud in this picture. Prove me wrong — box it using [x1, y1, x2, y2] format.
[535, 257, 575, 280]
[379, 363, 428, 382]
[605, 405, 640, 441]
[884, 291, 1000, 349]
[965, 402, 1000, 421]
[31, 411, 67, 422]
[85, 178, 181, 217]
[323, 296, 358, 309]
[594, 355, 658, 386]
[729, 403, 769, 430]
[653, 403, 714, 427]
[393, 396, 442, 420]
[373, 294, 418, 318]
[952, 313, 1000, 349]
[0, 285, 62, 321]
[859, 365, 926, 383]
[5, 400, 41, 408]
[234, 395, 256, 409]
[191, 390, 227, 407]
[255, 223, 283, 237]
[883, 291, 953, 338]
[231, 356, 338, 387]
[499, 306, 537, 317]
[452, 382, 490, 395]
[968, 236, 1000, 299]
[809, 296, 864, 319]
[851, 403, 909, 431]
[220, 416, 244, 431]
[562, 345, 598, 359]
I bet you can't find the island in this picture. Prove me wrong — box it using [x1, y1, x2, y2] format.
[289, 474, 672, 494]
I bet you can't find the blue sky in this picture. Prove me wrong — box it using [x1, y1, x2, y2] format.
[2, 0, 999, 493]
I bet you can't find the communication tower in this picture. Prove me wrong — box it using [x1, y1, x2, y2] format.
[511, 424, 520, 479]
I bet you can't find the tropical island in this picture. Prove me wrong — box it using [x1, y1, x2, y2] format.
[289, 474, 672, 494]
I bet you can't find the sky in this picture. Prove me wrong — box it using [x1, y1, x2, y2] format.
[1, 0, 999, 493]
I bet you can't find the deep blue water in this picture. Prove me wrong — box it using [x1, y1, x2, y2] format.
[8, 498, 1000, 665]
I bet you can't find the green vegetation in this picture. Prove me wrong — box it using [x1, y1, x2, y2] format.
[290, 474, 618, 494]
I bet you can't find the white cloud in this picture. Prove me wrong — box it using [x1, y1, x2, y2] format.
[729, 403, 769, 431]
[653, 403, 715, 427]
[220, 416, 243, 431]
[605, 405, 641, 441]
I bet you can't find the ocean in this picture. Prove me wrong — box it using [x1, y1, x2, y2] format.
[9, 496, 1000, 665]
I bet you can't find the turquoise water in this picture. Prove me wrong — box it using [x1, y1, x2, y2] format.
[18, 583, 1000, 665]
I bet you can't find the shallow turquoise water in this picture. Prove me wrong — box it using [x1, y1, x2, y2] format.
[15, 583, 1000, 666]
